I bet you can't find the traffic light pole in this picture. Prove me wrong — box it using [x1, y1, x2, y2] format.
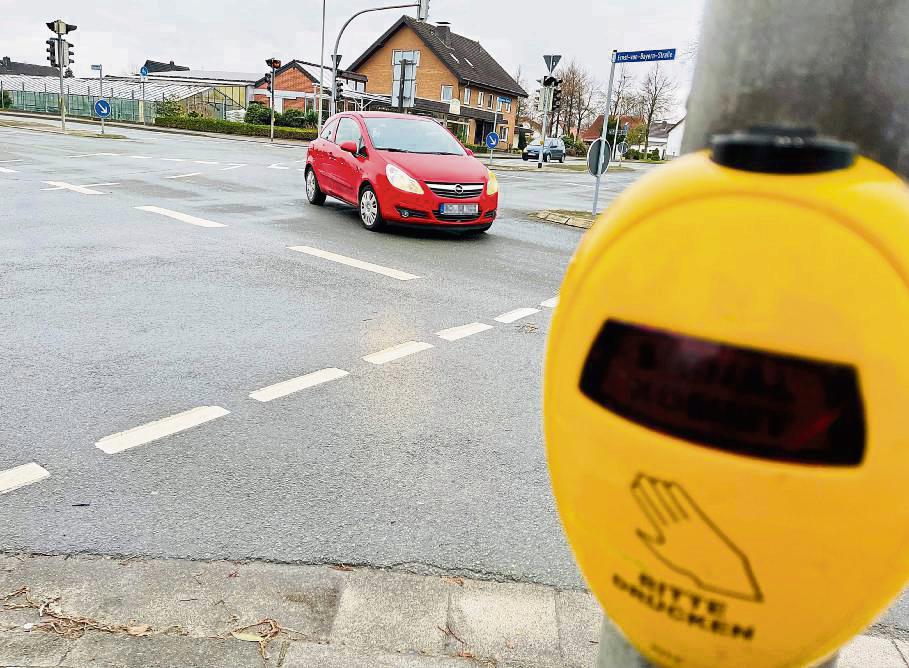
[591, 50, 617, 216]
[270, 62, 276, 143]
[56, 37, 66, 133]
[537, 89, 549, 170]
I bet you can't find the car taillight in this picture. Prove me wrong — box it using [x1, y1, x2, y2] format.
[580, 320, 865, 465]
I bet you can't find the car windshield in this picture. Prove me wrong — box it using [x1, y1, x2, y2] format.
[364, 117, 465, 155]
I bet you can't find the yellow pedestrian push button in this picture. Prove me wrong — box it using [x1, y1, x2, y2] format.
[544, 127, 909, 667]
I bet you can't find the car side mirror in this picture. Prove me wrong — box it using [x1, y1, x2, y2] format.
[465, 148, 474, 156]
[340, 140, 358, 154]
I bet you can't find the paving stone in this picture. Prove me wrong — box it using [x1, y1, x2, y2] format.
[285, 642, 483, 668]
[62, 633, 261, 668]
[331, 570, 450, 655]
[0, 629, 74, 667]
[836, 635, 907, 667]
[556, 590, 602, 668]
[449, 580, 560, 665]
[4, 556, 342, 641]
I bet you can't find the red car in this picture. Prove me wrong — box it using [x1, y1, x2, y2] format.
[305, 111, 499, 234]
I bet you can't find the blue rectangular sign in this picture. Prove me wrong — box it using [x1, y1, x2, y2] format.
[615, 48, 676, 64]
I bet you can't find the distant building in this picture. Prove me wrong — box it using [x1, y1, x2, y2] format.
[0, 56, 58, 77]
[251, 60, 369, 113]
[664, 117, 685, 158]
[141, 59, 190, 74]
[348, 16, 527, 147]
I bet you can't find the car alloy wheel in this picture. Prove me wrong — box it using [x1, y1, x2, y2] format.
[306, 168, 326, 205]
[358, 185, 385, 231]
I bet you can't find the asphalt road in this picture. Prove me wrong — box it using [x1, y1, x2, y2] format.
[1, 120, 905, 638]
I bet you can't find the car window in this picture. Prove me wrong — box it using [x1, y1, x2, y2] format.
[320, 119, 339, 141]
[363, 117, 465, 155]
[335, 117, 363, 146]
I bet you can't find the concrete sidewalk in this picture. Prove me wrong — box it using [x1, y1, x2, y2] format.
[0, 554, 904, 667]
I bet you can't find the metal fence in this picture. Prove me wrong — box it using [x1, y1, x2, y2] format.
[4, 89, 160, 123]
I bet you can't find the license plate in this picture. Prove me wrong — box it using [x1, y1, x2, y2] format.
[440, 203, 479, 215]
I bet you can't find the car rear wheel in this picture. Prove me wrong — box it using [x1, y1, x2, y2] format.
[543, 154, 550, 163]
[522, 155, 529, 161]
[358, 185, 385, 231]
[559, 154, 565, 163]
[305, 168, 326, 205]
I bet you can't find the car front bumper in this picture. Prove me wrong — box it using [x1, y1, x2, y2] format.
[380, 188, 499, 227]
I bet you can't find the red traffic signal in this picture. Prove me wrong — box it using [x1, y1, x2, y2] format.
[265, 58, 281, 69]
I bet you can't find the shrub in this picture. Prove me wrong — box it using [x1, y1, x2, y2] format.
[277, 108, 310, 128]
[155, 116, 317, 140]
[518, 131, 527, 151]
[156, 96, 184, 119]
[625, 148, 642, 160]
[0, 91, 11, 109]
[649, 148, 661, 160]
[244, 102, 272, 125]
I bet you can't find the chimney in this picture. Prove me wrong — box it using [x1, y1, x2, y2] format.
[1, 56, 10, 70]
[435, 22, 451, 47]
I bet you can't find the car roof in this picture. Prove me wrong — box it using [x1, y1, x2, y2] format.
[336, 111, 435, 121]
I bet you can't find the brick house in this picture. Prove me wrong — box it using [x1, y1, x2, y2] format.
[347, 16, 527, 147]
[252, 60, 367, 113]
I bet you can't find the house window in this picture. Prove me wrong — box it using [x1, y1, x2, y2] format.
[441, 85, 452, 102]
[477, 92, 484, 107]
[502, 126, 509, 143]
[487, 94, 493, 109]
[504, 98, 512, 113]
[392, 50, 421, 65]
[463, 87, 471, 105]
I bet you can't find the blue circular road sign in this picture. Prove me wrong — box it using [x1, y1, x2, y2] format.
[140, 66, 149, 77]
[94, 99, 112, 118]
[485, 132, 500, 150]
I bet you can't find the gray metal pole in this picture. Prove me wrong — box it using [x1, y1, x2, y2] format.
[682, 0, 909, 179]
[538, 88, 549, 170]
[56, 37, 65, 133]
[591, 51, 617, 216]
[397, 59, 406, 113]
[270, 63, 276, 143]
[318, 0, 326, 132]
[142, 80, 146, 125]
[99, 65, 105, 135]
[488, 106, 497, 166]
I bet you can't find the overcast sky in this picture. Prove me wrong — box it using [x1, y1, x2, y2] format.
[2, 0, 704, 117]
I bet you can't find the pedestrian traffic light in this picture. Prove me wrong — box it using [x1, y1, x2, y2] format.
[264, 73, 272, 92]
[545, 126, 909, 667]
[542, 75, 558, 88]
[46, 38, 58, 68]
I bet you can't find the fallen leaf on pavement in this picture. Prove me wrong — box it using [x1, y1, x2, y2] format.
[442, 576, 464, 586]
[231, 630, 264, 642]
[330, 564, 354, 572]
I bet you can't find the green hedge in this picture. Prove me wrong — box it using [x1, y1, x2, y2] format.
[154, 116, 317, 141]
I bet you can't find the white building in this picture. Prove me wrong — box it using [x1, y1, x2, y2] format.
[665, 117, 685, 158]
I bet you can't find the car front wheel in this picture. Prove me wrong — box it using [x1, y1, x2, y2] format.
[306, 168, 326, 205]
[358, 185, 386, 231]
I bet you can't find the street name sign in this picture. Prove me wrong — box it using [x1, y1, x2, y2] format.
[615, 49, 676, 64]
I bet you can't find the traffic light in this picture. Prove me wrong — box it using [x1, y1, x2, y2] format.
[551, 80, 563, 112]
[542, 75, 557, 88]
[334, 80, 345, 103]
[46, 38, 58, 68]
[264, 73, 272, 92]
[265, 58, 281, 70]
[60, 39, 74, 67]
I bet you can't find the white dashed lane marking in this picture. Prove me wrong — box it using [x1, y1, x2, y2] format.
[436, 322, 494, 341]
[363, 341, 433, 365]
[95, 406, 230, 454]
[0, 167, 19, 174]
[193, 161, 219, 165]
[268, 163, 290, 170]
[68, 152, 118, 158]
[220, 164, 246, 171]
[164, 172, 202, 180]
[250, 368, 349, 402]
[0, 159, 23, 163]
[135, 206, 226, 228]
[495, 307, 541, 323]
[288, 246, 419, 281]
[42, 181, 105, 195]
[0, 463, 50, 495]
[160, 158, 186, 162]
[540, 297, 559, 308]
[127, 155, 153, 160]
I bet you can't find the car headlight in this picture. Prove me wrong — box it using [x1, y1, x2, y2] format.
[486, 169, 499, 196]
[386, 163, 423, 194]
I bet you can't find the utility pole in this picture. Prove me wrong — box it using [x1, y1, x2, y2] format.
[318, 0, 326, 133]
[397, 59, 410, 113]
[538, 85, 550, 170]
[683, 0, 908, 179]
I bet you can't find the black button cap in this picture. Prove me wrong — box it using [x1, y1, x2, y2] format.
[710, 126, 856, 174]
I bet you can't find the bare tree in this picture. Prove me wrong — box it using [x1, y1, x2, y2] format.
[638, 63, 677, 153]
[610, 66, 633, 119]
[514, 66, 527, 121]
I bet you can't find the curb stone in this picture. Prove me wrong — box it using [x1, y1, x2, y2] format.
[534, 211, 594, 229]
